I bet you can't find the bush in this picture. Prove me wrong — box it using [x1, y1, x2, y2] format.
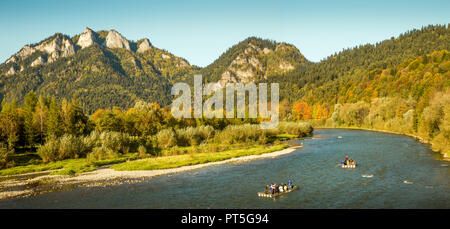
[137, 145, 148, 156]
[37, 137, 61, 162]
[0, 143, 14, 169]
[99, 131, 132, 154]
[156, 128, 177, 148]
[142, 135, 156, 153]
[214, 124, 268, 144]
[83, 130, 101, 150]
[86, 146, 119, 163]
[58, 134, 88, 159]
[278, 122, 313, 137]
[338, 101, 370, 126]
[176, 125, 215, 146]
[38, 135, 88, 162]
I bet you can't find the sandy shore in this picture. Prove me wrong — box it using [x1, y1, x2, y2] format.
[0, 145, 302, 200]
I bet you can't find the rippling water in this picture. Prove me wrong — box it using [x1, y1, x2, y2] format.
[1, 129, 449, 208]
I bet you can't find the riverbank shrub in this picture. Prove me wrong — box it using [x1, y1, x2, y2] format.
[86, 146, 119, 163]
[137, 145, 148, 156]
[176, 125, 214, 146]
[214, 124, 268, 144]
[0, 143, 14, 169]
[277, 122, 313, 137]
[99, 131, 133, 154]
[38, 135, 88, 162]
[37, 137, 60, 162]
[156, 128, 177, 148]
[83, 130, 101, 150]
[58, 134, 89, 159]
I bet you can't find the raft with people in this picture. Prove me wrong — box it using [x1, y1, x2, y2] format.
[341, 155, 356, 168]
[258, 181, 298, 198]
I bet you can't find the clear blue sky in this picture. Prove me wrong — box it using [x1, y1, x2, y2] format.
[0, 0, 449, 66]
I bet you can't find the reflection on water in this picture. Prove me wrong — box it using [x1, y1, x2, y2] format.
[0, 129, 449, 209]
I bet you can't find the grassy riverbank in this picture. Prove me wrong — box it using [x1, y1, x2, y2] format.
[0, 144, 281, 177]
[111, 144, 289, 171]
[0, 137, 296, 177]
[0, 122, 312, 177]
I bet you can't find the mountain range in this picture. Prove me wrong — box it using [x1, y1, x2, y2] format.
[0, 25, 449, 113]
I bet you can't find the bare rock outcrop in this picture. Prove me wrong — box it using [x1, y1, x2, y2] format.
[31, 56, 45, 67]
[176, 59, 189, 67]
[279, 62, 294, 71]
[36, 35, 75, 59]
[6, 34, 75, 67]
[14, 45, 35, 60]
[6, 56, 17, 64]
[137, 38, 152, 53]
[77, 27, 96, 49]
[105, 30, 130, 50]
[5, 66, 16, 76]
[218, 42, 264, 86]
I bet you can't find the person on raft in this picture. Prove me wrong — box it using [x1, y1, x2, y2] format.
[342, 155, 356, 165]
[266, 181, 294, 194]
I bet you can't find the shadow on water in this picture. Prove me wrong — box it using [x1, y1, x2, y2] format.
[0, 129, 449, 209]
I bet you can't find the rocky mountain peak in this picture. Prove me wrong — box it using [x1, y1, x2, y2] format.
[77, 27, 97, 49]
[137, 38, 152, 53]
[105, 30, 130, 50]
[4, 34, 75, 67]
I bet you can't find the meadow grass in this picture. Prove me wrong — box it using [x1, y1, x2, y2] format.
[0, 158, 87, 176]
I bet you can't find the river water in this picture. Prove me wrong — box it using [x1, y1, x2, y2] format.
[1, 129, 449, 208]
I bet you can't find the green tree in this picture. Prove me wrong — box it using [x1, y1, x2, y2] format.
[33, 96, 49, 144]
[0, 103, 20, 148]
[61, 98, 91, 136]
[46, 97, 63, 138]
[23, 91, 38, 146]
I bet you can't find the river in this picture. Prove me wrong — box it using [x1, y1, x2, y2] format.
[0, 129, 449, 208]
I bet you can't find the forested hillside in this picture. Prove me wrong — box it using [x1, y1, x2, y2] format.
[269, 24, 450, 157]
[266, 25, 449, 102]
